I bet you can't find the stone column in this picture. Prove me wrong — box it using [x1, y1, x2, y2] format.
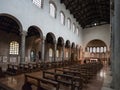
[41, 37, 45, 62]
[20, 31, 27, 63]
[114, 0, 120, 89]
[54, 43, 57, 62]
[110, 15, 115, 89]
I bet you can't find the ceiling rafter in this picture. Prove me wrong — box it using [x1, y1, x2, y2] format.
[60, 0, 110, 28]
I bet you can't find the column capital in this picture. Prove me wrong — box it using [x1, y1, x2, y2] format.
[43, 36, 46, 40]
[20, 31, 27, 36]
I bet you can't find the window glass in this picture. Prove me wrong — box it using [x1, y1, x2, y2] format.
[76, 27, 79, 35]
[33, 0, 42, 8]
[104, 47, 106, 52]
[67, 18, 71, 29]
[60, 12, 65, 25]
[97, 47, 100, 52]
[49, 48, 53, 57]
[72, 23, 75, 32]
[9, 41, 19, 55]
[50, 3, 56, 18]
[100, 47, 104, 52]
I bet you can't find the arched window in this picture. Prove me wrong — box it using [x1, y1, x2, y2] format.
[90, 47, 92, 53]
[104, 47, 107, 52]
[49, 2, 56, 18]
[30, 50, 36, 61]
[100, 47, 104, 53]
[76, 27, 79, 35]
[49, 48, 53, 57]
[72, 23, 75, 32]
[60, 11, 65, 25]
[33, 0, 43, 8]
[97, 47, 100, 52]
[93, 47, 96, 53]
[67, 18, 71, 29]
[9, 41, 19, 55]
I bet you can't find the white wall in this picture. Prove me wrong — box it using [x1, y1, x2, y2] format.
[82, 24, 110, 51]
[0, 0, 83, 46]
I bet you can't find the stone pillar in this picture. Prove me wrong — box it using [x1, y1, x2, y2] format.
[20, 31, 27, 63]
[110, 15, 115, 89]
[41, 37, 45, 62]
[54, 43, 57, 62]
[114, 0, 120, 89]
[111, 25, 115, 88]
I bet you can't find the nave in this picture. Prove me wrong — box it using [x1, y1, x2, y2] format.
[0, 62, 109, 90]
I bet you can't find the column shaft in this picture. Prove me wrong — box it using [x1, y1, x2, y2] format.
[20, 31, 27, 63]
[54, 43, 57, 62]
[41, 37, 45, 62]
[114, 1, 120, 89]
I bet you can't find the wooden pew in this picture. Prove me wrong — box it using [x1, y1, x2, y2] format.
[55, 68, 87, 84]
[43, 70, 83, 90]
[22, 74, 59, 90]
[6, 64, 14, 75]
[12, 64, 22, 75]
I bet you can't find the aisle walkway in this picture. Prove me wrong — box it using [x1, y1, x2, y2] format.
[101, 65, 114, 90]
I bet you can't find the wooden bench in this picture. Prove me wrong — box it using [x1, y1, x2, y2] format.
[55, 68, 86, 84]
[22, 74, 59, 90]
[6, 64, 15, 75]
[12, 65, 22, 75]
[43, 70, 83, 90]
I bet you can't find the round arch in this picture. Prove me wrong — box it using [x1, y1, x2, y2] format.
[0, 13, 23, 64]
[27, 25, 43, 39]
[65, 40, 70, 48]
[71, 42, 75, 48]
[45, 32, 56, 44]
[26, 25, 44, 62]
[86, 39, 107, 47]
[0, 13, 23, 32]
[57, 37, 64, 47]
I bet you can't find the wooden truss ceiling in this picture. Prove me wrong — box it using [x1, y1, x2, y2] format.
[60, 0, 110, 28]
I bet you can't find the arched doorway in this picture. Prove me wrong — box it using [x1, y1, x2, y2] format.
[65, 40, 70, 61]
[56, 37, 64, 62]
[45, 32, 56, 62]
[71, 42, 76, 61]
[0, 14, 22, 67]
[26, 26, 43, 63]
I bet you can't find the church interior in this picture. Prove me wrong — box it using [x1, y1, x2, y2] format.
[0, 0, 119, 90]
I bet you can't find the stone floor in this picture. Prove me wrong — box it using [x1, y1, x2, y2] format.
[101, 65, 114, 90]
[0, 65, 114, 90]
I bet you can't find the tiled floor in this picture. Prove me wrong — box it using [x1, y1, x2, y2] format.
[0, 65, 113, 90]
